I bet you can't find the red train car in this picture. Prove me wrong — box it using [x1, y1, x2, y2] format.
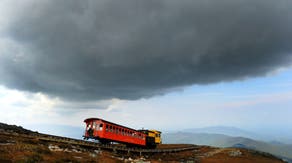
[83, 118, 147, 146]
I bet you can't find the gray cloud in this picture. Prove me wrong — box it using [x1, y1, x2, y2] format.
[0, 0, 292, 101]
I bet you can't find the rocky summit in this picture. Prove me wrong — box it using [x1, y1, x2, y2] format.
[0, 122, 285, 163]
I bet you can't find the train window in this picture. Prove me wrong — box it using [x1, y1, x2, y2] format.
[99, 124, 103, 130]
[106, 125, 108, 131]
[110, 126, 112, 132]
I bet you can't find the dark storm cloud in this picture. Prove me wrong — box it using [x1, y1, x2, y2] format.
[0, 0, 292, 101]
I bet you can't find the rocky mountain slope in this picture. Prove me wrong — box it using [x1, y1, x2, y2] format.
[0, 122, 286, 163]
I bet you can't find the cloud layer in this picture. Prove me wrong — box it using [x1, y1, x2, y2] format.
[0, 0, 292, 101]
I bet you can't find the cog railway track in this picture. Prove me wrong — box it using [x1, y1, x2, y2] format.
[0, 130, 198, 154]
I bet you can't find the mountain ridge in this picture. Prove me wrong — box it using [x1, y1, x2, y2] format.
[163, 131, 292, 162]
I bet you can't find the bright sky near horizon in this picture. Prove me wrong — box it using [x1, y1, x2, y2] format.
[0, 0, 292, 138]
[1, 68, 292, 132]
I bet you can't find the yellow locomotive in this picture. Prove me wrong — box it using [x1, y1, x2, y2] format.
[138, 129, 162, 148]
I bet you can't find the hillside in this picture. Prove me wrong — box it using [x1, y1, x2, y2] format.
[0, 122, 286, 163]
[163, 132, 292, 162]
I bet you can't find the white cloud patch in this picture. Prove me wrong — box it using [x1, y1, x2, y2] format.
[0, 86, 58, 124]
[0, 85, 120, 127]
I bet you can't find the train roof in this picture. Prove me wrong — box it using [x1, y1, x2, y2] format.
[84, 118, 138, 132]
[148, 129, 161, 133]
[138, 129, 161, 134]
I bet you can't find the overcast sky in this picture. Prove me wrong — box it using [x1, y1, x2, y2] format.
[0, 0, 292, 138]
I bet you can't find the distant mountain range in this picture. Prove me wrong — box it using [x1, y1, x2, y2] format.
[182, 126, 261, 139]
[181, 126, 292, 145]
[163, 132, 292, 162]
